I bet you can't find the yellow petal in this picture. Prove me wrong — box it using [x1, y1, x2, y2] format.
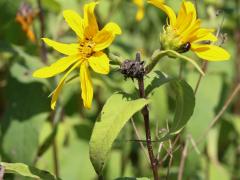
[180, 19, 201, 43]
[51, 62, 80, 110]
[88, 52, 110, 74]
[190, 28, 214, 37]
[136, 7, 144, 21]
[191, 44, 230, 61]
[148, 0, 176, 26]
[42, 38, 79, 55]
[93, 22, 121, 51]
[189, 28, 216, 42]
[63, 10, 84, 39]
[133, 0, 144, 7]
[133, 0, 144, 21]
[33, 55, 79, 78]
[177, 12, 194, 34]
[194, 33, 218, 43]
[80, 62, 93, 109]
[84, 2, 99, 38]
[175, 1, 186, 29]
[183, 1, 196, 21]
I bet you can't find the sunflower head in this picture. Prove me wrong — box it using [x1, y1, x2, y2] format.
[149, 0, 230, 61]
[160, 25, 183, 52]
[33, 2, 121, 110]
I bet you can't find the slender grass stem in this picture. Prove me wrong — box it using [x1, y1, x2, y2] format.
[130, 118, 150, 164]
[37, 0, 47, 63]
[196, 83, 240, 146]
[177, 139, 189, 180]
[37, 0, 60, 176]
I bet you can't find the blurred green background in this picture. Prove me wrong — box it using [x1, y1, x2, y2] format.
[0, 0, 240, 179]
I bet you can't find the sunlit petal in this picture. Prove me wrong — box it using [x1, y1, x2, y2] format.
[194, 33, 218, 43]
[133, 0, 144, 21]
[84, 2, 99, 38]
[51, 62, 80, 110]
[183, 1, 196, 21]
[180, 19, 201, 43]
[148, 0, 176, 26]
[63, 10, 84, 39]
[175, 1, 186, 29]
[42, 38, 79, 55]
[80, 62, 93, 109]
[177, 12, 194, 34]
[190, 29, 217, 43]
[88, 52, 109, 74]
[93, 22, 121, 51]
[33, 55, 79, 78]
[191, 44, 230, 61]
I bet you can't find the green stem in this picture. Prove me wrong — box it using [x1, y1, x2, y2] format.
[37, 0, 47, 63]
[145, 50, 204, 75]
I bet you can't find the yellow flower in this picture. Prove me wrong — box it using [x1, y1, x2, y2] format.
[33, 2, 121, 110]
[133, 0, 144, 21]
[148, 0, 230, 61]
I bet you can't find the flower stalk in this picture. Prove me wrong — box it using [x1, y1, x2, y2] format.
[135, 52, 159, 180]
[145, 49, 205, 75]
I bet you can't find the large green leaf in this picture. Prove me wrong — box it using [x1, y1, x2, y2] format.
[89, 93, 149, 175]
[184, 73, 222, 176]
[0, 162, 59, 180]
[0, 74, 49, 164]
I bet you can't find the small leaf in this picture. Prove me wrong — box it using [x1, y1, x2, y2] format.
[157, 80, 195, 141]
[168, 80, 195, 135]
[89, 92, 149, 175]
[145, 71, 172, 96]
[146, 72, 195, 141]
[0, 162, 60, 180]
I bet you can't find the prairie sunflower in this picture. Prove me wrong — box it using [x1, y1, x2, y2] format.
[33, 2, 121, 110]
[148, 0, 230, 61]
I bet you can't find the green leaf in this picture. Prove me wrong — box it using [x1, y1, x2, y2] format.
[0, 74, 50, 164]
[167, 80, 195, 135]
[0, 162, 59, 180]
[10, 45, 49, 85]
[89, 92, 149, 175]
[145, 71, 172, 96]
[209, 161, 230, 180]
[145, 71, 195, 141]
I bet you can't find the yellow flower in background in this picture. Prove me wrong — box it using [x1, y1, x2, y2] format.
[133, 0, 144, 21]
[33, 2, 121, 110]
[148, 0, 230, 61]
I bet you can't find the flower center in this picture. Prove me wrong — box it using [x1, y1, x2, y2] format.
[160, 26, 190, 53]
[79, 38, 95, 58]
